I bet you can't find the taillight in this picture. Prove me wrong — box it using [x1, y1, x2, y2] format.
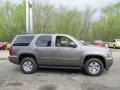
[9, 46, 12, 55]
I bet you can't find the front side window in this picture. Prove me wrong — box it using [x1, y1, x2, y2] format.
[56, 36, 74, 47]
[36, 35, 52, 47]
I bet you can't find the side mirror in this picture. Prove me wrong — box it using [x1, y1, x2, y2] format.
[70, 42, 77, 48]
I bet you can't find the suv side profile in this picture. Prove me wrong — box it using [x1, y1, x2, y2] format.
[9, 34, 113, 76]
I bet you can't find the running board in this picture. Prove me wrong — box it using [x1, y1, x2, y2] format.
[38, 65, 82, 70]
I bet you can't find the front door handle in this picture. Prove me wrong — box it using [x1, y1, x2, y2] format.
[55, 49, 61, 52]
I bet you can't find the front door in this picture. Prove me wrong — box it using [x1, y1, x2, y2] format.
[53, 36, 81, 66]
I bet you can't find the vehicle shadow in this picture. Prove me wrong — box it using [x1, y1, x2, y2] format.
[12, 65, 86, 76]
[36, 67, 85, 75]
[12, 65, 108, 76]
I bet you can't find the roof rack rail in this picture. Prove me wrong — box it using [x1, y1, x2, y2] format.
[25, 32, 55, 34]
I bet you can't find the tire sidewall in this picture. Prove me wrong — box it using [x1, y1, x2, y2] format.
[84, 58, 104, 76]
[20, 57, 37, 74]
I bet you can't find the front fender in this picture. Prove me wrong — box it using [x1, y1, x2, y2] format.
[80, 51, 106, 66]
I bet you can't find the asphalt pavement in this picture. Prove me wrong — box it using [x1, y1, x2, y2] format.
[0, 49, 120, 90]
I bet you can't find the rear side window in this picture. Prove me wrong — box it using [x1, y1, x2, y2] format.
[13, 36, 34, 46]
[35, 35, 52, 47]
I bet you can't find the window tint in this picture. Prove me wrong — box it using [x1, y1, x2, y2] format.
[13, 36, 34, 46]
[36, 35, 52, 47]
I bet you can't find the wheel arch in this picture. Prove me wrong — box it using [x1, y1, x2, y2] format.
[83, 55, 106, 68]
[19, 53, 38, 65]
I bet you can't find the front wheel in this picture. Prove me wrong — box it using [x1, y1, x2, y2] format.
[20, 57, 37, 74]
[113, 45, 116, 49]
[84, 58, 104, 76]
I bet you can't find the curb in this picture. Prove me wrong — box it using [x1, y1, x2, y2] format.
[0, 58, 8, 60]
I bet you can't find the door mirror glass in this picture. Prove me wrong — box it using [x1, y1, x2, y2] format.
[70, 42, 77, 48]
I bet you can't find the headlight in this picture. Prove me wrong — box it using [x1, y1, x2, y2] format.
[106, 51, 112, 58]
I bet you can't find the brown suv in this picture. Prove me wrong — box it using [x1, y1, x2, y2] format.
[9, 34, 113, 76]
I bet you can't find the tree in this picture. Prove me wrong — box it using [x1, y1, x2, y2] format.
[91, 2, 120, 41]
[0, 0, 120, 42]
[0, 1, 25, 41]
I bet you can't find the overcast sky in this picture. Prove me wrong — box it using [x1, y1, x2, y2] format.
[46, 0, 119, 10]
[1, 0, 120, 19]
[10, 0, 120, 10]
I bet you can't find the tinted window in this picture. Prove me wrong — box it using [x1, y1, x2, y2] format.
[13, 36, 34, 46]
[36, 35, 52, 47]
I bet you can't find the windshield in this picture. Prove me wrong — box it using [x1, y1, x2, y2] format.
[94, 40, 103, 43]
[69, 35, 84, 45]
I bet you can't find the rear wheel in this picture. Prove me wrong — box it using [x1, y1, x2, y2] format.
[84, 58, 104, 76]
[20, 57, 37, 74]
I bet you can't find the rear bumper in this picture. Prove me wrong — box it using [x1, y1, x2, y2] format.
[105, 58, 113, 70]
[8, 56, 19, 65]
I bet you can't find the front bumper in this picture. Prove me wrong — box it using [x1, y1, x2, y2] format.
[8, 56, 19, 65]
[105, 58, 113, 70]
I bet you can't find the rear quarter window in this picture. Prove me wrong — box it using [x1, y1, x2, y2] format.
[13, 36, 34, 46]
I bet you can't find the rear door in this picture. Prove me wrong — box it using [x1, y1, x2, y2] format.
[35, 35, 54, 65]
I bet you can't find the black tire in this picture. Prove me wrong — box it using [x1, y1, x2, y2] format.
[20, 57, 37, 74]
[84, 58, 104, 76]
[113, 45, 116, 49]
